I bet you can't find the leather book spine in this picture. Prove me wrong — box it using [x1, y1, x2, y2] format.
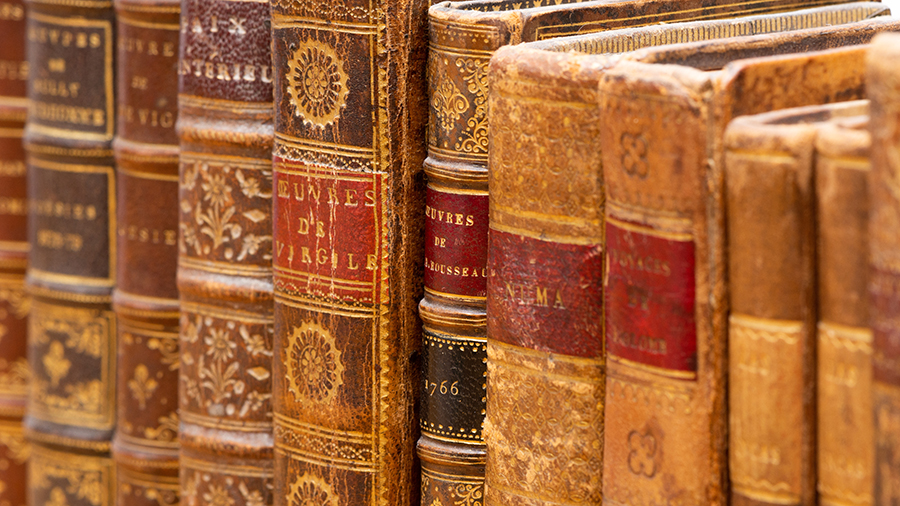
[725, 115, 818, 506]
[176, 0, 275, 504]
[112, 0, 180, 504]
[598, 36, 877, 506]
[23, 0, 117, 501]
[867, 33, 900, 506]
[269, 0, 428, 502]
[814, 116, 873, 506]
[484, 46, 606, 506]
[0, 1, 30, 505]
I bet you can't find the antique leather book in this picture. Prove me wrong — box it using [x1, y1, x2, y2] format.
[112, 0, 180, 503]
[725, 101, 869, 506]
[867, 33, 900, 506]
[269, 0, 427, 502]
[482, 6, 890, 506]
[815, 113, 873, 506]
[421, 0, 856, 503]
[0, 1, 30, 505]
[176, 0, 275, 503]
[596, 22, 900, 506]
[23, 0, 118, 501]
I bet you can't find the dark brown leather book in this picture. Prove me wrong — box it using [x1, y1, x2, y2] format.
[23, 0, 118, 500]
[269, 0, 427, 503]
[0, 1, 30, 505]
[815, 113, 873, 506]
[176, 0, 274, 504]
[596, 22, 900, 506]
[725, 101, 869, 506]
[421, 0, 860, 503]
[867, 32, 900, 506]
[112, 0, 180, 503]
[481, 6, 889, 506]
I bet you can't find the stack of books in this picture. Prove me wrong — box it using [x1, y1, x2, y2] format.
[2, 0, 900, 505]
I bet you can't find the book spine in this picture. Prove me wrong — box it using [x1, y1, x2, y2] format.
[175, 0, 274, 504]
[725, 120, 817, 506]
[484, 46, 605, 506]
[598, 63, 724, 506]
[417, 12, 502, 506]
[23, 0, 118, 501]
[112, 0, 180, 504]
[0, 1, 30, 505]
[814, 118, 872, 506]
[867, 33, 900, 505]
[269, 0, 427, 504]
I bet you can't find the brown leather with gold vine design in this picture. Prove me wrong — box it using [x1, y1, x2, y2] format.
[176, 0, 275, 504]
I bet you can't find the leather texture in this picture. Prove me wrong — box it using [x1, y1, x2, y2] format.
[112, 0, 181, 503]
[23, 0, 118, 501]
[725, 102, 868, 506]
[598, 21, 900, 506]
[176, 0, 275, 504]
[0, 0, 30, 504]
[269, 0, 428, 504]
[815, 113, 874, 506]
[867, 32, 900, 506]
[424, 2, 875, 505]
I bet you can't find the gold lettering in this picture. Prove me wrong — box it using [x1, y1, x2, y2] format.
[366, 254, 377, 271]
[277, 180, 290, 198]
[344, 189, 358, 206]
[47, 58, 65, 73]
[348, 254, 359, 270]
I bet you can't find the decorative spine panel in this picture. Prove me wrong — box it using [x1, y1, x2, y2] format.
[23, 0, 118, 500]
[112, 0, 181, 503]
[175, 0, 275, 504]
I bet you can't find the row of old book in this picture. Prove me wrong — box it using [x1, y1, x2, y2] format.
[1, 0, 900, 505]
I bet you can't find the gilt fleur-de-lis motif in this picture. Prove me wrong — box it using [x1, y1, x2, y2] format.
[128, 365, 159, 410]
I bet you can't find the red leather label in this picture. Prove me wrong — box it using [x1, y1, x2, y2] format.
[424, 186, 488, 298]
[605, 219, 697, 372]
[872, 266, 900, 385]
[0, 0, 26, 100]
[486, 229, 603, 358]
[0, 133, 25, 244]
[273, 159, 382, 305]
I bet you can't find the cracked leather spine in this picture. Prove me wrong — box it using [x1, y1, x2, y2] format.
[725, 102, 868, 506]
[422, 2, 861, 504]
[176, 0, 275, 504]
[814, 114, 873, 506]
[598, 23, 899, 506]
[112, 0, 180, 503]
[0, 1, 30, 504]
[268, 0, 428, 502]
[867, 33, 900, 506]
[23, 0, 118, 498]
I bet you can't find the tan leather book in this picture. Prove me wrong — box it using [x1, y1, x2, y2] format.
[596, 21, 900, 506]
[483, 6, 889, 506]
[866, 32, 900, 506]
[112, 0, 180, 503]
[23, 0, 118, 500]
[176, 0, 275, 503]
[268, 0, 427, 501]
[0, 1, 30, 505]
[422, 0, 863, 503]
[725, 101, 869, 506]
[815, 114, 873, 506]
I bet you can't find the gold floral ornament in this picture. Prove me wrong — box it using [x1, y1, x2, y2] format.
[285, 322, 344, 404]
[286, 40, 349, 128]
[43, 341, 70, 388]
[288, 473, 338, 506]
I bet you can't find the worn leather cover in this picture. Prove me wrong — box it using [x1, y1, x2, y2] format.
[815, 113, 873, 506]
[269, 0, 427, 502]
[867, 33, 900, 506]
[480, 6, 890, 506]
[726, 101, 868, 506]
[112, 0, 180, 504]
[0, 1, 30, 505]
[176, 0, 275, 504]
[597, 21, 900, 506]
[23, 0, 118, 501]
[422, 1, 864, 503]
